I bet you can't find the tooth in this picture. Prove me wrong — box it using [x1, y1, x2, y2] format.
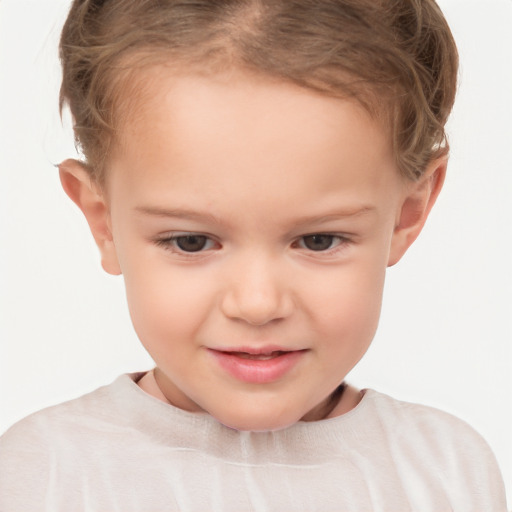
[234, 351, 284, 360]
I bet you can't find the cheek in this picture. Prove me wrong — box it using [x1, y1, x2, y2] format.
[121, 258, 214, 346]
[306, 257, 387, 344]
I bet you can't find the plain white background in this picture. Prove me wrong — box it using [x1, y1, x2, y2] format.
[1, 0, 511, 503]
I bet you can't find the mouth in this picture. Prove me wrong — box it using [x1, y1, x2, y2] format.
[225, 350, 288, 361]
[207, 347, 307, 384]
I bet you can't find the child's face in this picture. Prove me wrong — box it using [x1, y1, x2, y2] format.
[80, 70, 435, 431]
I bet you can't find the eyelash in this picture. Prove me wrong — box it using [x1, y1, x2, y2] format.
[292, 234, 350, 253]
[154, 232, 352, 257]
[154, 233, 218, 254]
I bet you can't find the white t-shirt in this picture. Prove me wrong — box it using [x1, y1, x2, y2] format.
[0, 373, 507, 511]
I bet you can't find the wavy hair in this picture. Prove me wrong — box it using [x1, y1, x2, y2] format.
[60, 0, 458, 182]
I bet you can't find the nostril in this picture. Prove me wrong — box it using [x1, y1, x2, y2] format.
[219, 262, 294, 325]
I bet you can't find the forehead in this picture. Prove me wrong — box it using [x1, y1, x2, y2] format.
[114, 67, 393, 163]
[107, 68, 402, 214]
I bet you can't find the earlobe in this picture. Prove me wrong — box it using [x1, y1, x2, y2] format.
[59, 159, 122, 275]
[388, 157, 447, 267]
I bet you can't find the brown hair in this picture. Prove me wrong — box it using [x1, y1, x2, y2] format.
[59, 0, 458, 182]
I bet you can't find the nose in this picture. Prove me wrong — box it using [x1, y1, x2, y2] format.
[220, 253, 294, 326]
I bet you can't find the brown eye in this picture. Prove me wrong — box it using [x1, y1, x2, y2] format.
[301, 234, 335, 251]
[175, 235, 208, 252]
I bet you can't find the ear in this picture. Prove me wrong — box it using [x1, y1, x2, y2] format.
[388, 156, 447, 267]
[59, 159, 122, 275]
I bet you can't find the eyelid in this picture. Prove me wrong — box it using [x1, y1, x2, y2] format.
[293, 233, 353, 254]
[154, 232, 220, 253]
[152, 231, 353, 258]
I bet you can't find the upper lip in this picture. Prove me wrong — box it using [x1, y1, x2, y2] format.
[208, 345, 304, 355]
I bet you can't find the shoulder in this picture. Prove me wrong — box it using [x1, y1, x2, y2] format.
[363, 389, 495, 455]
[0, 375, 135, 509]
[1, 376, 121, 445]
[365, 389, 493, 449]
[361, 390, 507, 507]
[0, 374, 141, 453]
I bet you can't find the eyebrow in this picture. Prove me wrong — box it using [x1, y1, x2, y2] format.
[135, 206, 224, 225]
[134, 205, 375, 226]
[291, 206, 376, 225]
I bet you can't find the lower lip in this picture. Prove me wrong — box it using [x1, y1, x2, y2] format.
[208, 349, 306, 384]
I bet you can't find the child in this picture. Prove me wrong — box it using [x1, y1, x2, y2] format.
[0, 0, 508, 510]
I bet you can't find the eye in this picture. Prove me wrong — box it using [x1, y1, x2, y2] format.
[174, 235, 208, 252]
[155, 233, 217, 253]
[299, 234, 341, 251]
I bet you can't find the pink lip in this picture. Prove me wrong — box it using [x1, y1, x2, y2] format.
[207, 347, 307, 384]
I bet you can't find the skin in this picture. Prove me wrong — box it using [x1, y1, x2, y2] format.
[60, 69, 445, 432]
